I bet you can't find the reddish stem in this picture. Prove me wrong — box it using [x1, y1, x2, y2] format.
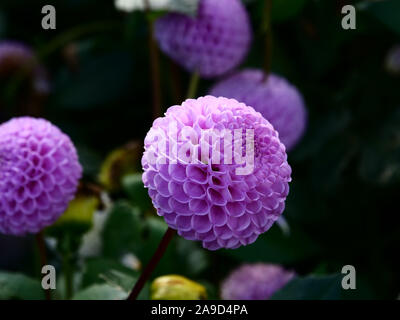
[127, 228, 176, 300]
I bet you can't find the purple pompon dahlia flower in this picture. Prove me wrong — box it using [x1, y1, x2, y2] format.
[0, 41, 49, 95]
[210, 69, 307, 151]
[221, 263, 295, 300]
[142, 96, 291, 250]
[0, 117, 82, 236]
[154, 0, 251, 78]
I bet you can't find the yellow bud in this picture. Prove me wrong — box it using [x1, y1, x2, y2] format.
[151, 275, 207, 300]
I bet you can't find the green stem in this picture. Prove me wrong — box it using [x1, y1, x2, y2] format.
[169, 60, 183, 104]
[186, 72, 200, 99]
[62, 235, 74, 300]
[143, 0, 162, 119]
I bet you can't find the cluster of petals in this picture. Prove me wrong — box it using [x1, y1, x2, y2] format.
[155, 0, 251, 78]
[0, 117, 82, 235]
[221, 263, 295, 300]
[210, 70, 307, 150]
[142, 96, 291, 250]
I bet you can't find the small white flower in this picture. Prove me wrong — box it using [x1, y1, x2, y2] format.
[114, 0, 199, 15]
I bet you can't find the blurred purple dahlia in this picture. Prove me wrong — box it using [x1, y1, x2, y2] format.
[0, 41, 49, 95]
[142, 96, 291, 250]
[0, 117, 82, 236]
[221, 263, 295, 300]
[155, 0, 251, 78]
[210, 69, 307, 151]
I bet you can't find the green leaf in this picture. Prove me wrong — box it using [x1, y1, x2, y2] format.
[81, 257, 139, 288]
[0, 272, 45, 300]
[122, 173, 153, 212]
[102, 202, 143, 259]
[100, 270, 150, 300]
[73, 284, 128, 300]
[271, 274, 344, 300]
[175, 238, 209, 276]
[137, 217, 169, 268]
[102, 201, 208, 278]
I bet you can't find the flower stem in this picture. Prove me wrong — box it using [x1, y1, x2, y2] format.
[62, 251, 73, 300]
[35, 232, 51, 300]
[144, 0, 163, 119]
[186, 72, 200, 99]
[127, 227, 176, 300]
[169, 60, 183, 104]
[60, 233, 74, 300]
[263, 0, 273, 80]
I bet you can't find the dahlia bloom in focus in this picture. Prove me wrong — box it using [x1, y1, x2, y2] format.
[210, 69, 307, 150]
[0, 117, 82, 236]
[221, 263, 295, 300]
[155, 0, 251, 78]
[142, 96, 291, 250]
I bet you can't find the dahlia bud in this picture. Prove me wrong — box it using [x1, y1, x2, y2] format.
[0, 117, 82, 236]
[210, 69, 307, 151]
[142, 96, 291, 250]
[155, 0, 252, 78]
[151, 275, 207, 300]
[221, 263, 295, 300]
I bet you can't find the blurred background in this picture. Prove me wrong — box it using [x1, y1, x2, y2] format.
[0, 0, 399, 300]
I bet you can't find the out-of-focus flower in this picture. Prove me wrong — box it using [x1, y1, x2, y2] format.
[0, 41, 50, 96]
[0, 117, 82, 236]
[142, 96, 291, 250]
[151, 275, 207, 300]
[155, 0, 251, 78]
[221, 263, 295, 300]
[210, 69, 307, 151]
[385, 45, 400, 75]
